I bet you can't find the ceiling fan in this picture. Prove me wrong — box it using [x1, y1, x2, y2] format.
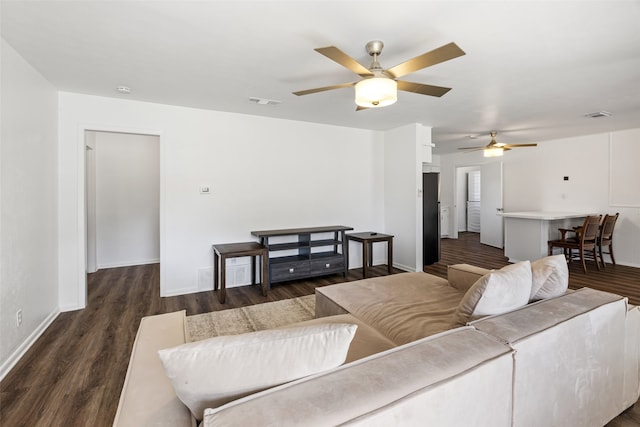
[293, 40, 465, 110]
[459, 131, 538, 157]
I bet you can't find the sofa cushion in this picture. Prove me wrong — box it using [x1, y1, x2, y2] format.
[453, 261, 532, 326]
[157, 323, 356, 420]
[315, 272, 465, 345]
[529, 255, 568, 301]
[448, 264, 491, 292]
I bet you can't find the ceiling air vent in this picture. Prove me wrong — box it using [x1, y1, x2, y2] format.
[584, 111, 612, 118]
[248, 97, 281, 106]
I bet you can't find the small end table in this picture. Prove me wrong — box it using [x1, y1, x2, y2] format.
[212, 242, 268, 304]
[346, 232, 394, 279]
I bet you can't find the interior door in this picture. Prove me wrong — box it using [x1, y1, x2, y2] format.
[480, 161, 504, 248]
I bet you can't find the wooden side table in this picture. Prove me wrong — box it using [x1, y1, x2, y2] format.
[346, 232, 394, 279]
[212, 242, 268, 304]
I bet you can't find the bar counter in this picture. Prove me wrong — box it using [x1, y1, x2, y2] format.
[498, 211, 591, 262]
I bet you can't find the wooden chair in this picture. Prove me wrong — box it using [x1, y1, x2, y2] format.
[598, 213, 619, 268]
[548, 215, 602, 273]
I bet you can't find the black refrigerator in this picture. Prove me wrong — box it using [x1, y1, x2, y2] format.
[423, 173, 440, 265]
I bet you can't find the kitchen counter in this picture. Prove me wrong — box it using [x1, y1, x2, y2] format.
[498, 211, 591, 262]
[499, 211, 591, 220]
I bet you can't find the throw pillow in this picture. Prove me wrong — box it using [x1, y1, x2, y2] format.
[447, 264, 491, 292]
[529, 254, 569, 301]
[453, 261, 532, 326]
[157, 323, 357, 420]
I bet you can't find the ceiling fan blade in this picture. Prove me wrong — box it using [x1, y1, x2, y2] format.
[458, 147, 486, 152]
[293, 82, 356, 96]
[314, 46, 373, 77]
[356, 105, 369, 112]
[502, 143, 538, 148]
[397, 80, 452, 97]
[386, 42, 466, 78]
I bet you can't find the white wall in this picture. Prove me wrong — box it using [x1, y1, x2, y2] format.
[58, 93, 385, 308]
[91, 131, 160, 269]
[440, 129, 640, 267]
[0, 39, 59, 379]
[383, 123, 429, 271]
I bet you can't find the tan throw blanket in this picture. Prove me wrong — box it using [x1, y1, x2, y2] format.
[185, 295, 315, 342]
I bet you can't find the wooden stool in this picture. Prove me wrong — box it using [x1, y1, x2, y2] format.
[212, 242, 268, 303]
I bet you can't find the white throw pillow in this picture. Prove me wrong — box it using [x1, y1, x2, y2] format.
[158, 323, 357, 420]
[447, 264, 491, 292]
[529, 255, 569, 301]
[453, 261, 533, 326]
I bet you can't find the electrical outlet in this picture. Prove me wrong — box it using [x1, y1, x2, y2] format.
[16, 309, 22, 327]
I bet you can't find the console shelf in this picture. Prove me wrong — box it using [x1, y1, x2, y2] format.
[251, 226, 353, 285]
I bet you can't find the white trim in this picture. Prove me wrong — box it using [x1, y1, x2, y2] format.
[162, 286, 202, 297]
[73, 123, 164, 310]
[96, 259, 160, 269]
[77, 125, 87, 308]
[0, 309, 60, 382]
[393, 262, 416, 273]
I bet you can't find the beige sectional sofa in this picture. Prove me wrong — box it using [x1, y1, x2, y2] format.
[113, 261, 640, 426]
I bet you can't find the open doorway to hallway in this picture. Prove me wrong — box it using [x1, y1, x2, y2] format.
[453, 162, 504, 248]
[455, 166, 481, 236]
[85, 131, 160, 273]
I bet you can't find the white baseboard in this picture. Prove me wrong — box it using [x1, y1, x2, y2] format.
[392, 262, 416, 272]
[161, 285, 200, 298]
[618, 261, 640, 268]
[97, 258, 159, 269]
[0, 308, 60, 382]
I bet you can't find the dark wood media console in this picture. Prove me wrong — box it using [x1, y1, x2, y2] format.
[251, 225, 353, 284]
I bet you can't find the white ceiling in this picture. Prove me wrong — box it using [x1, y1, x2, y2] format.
[2, 1, 639, 154]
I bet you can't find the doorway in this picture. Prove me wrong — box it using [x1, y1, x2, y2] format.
[455, 166, 481, 235]
[85, 131, 160, 272]
[453, 163, 504, 248]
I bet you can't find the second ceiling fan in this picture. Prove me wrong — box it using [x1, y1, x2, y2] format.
[293, 40, 465, 110]
[460, 131, 538, 157]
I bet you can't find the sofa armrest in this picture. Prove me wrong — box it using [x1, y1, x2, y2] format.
[447, 264, 490, 292]
[624, 304, 640, 408]
[113, 310, 194, 427]
[472, 288, 628, 427]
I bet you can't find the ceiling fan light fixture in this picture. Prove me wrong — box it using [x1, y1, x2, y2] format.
[355, 77, 397, 108]
[483, 147, 504, 157]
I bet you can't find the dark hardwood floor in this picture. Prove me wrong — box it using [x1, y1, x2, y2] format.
[1, 232, 638, 426]
[425, 232, 640, 306]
